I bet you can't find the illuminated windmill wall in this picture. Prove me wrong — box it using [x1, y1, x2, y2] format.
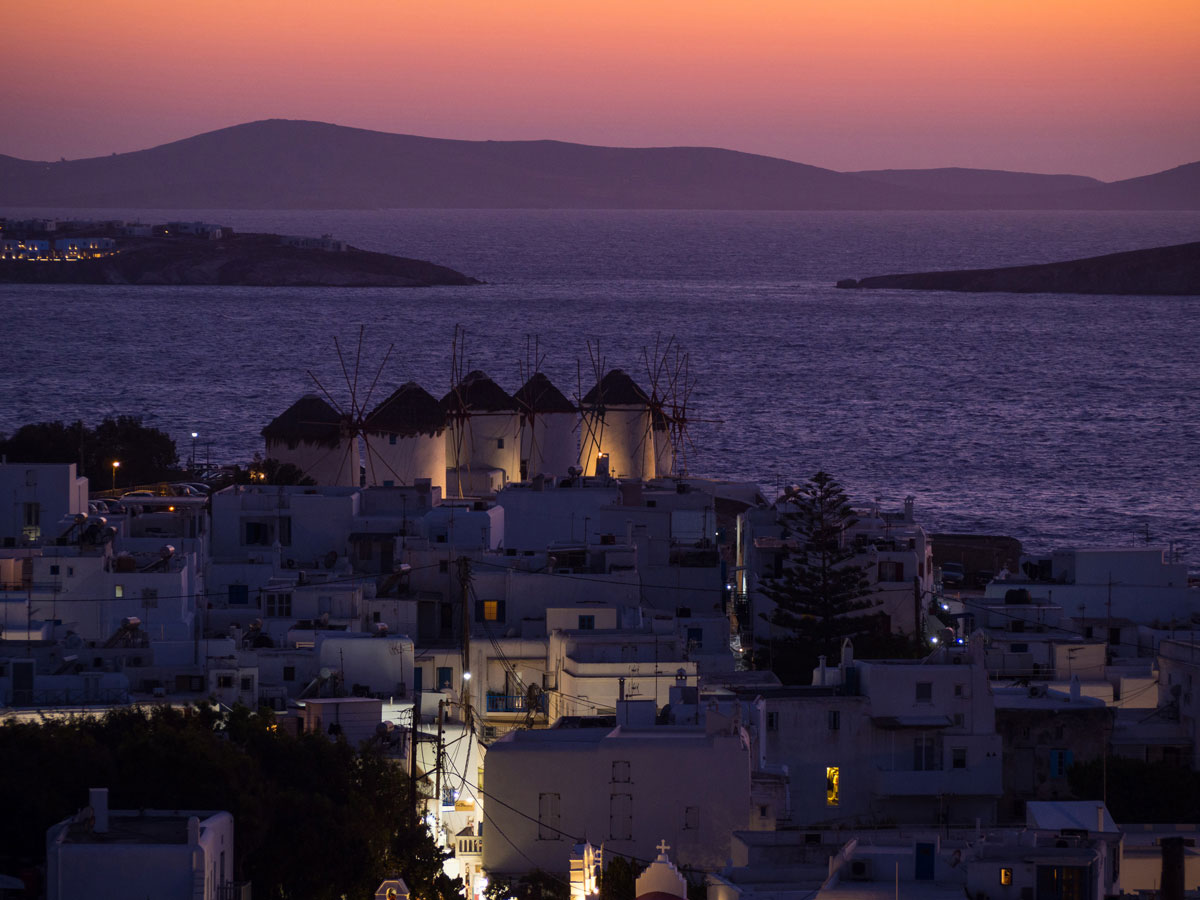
[261, 393, 358, 487]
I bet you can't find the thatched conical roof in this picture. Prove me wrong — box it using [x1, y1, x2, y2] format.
[441, 370, 517, 414]
[262, 393, 344, 449]
[514, 372, 576, 414]
[367, 382, 446, 437]
[582, 369, 650, 407]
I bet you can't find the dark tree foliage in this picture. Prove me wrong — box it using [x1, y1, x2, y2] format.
[599, 855, 642, 900]
[757, 472, 904, 683]
[235, 454, 317, 486]
[0, 416, 179, 486]
[0, 704, 461, 900]
[1069, 756, 1200, 823]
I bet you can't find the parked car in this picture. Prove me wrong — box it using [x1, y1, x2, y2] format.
[940, 562, 965, 585]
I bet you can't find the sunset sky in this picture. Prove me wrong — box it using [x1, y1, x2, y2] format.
[5, 0, 1197, 180]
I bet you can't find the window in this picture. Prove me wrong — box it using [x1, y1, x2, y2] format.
[475, 599, 506, 623]
[954, 683, 964, 697]
[684, 806, 700, 830]
[578, 615, 595, 630]
[266, 592, 292, 618]
[826, 767, 839, 806]
[114, 585, 124, 598]
[609, 793, 632, 840]
[1011, 619, 1025, 633]
[245, 521, 270, 545]
[217, 675, 233, 689]
[766, 711, 779, 732]
[278, 517, 292, 546]
[687, 626, 703, 648]
[497, 438, 505, 449]
[229, 584, 249, 605]
[1010, 643, 1029, 653]
[916, 681, 933, 702]
[878, 560, 904, 581]
[952, 747, 967, 769]
[999, 868, 1013, 886]
[437, 666, 454, 689]
[953, 713, 964, 727]
[50, 565, 60, 576]
[240, 676, 253, 692]
[1049, 749, 1074, 777]
[612, 760, 631, 782]
[538, 793, 561, 840]
[828, 710, 840, 731]
[914, 735, 939, 771]
[283, 666, 295, 682]
[389, 434, 397, 445]
[22, 502, 40, 538]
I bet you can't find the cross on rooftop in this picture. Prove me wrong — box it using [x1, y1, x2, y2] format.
[656, 840, 670, 856]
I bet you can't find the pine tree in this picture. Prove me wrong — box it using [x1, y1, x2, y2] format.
[758, 471, 887, 683]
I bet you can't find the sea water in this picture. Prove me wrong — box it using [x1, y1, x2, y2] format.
[2, 208, 1198, 560]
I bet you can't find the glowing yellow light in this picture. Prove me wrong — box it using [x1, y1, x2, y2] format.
[826, 766, 840, 807]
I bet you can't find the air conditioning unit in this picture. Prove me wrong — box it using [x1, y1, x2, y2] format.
[847, 859, 873, 881]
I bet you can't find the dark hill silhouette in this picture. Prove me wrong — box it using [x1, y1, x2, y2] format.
[837, 241, 1200, 295]
[1, 119, 1196, 210]
[850, 167, 1102, 198]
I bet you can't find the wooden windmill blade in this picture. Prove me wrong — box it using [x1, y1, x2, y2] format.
[445, 324, 478, 498]
[516, 334, 549, 480]
[574, 340, 609, 476]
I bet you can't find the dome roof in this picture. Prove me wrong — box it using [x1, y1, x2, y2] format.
[442, 370, 517, 413]
[514, 372, 576, 414]
[262, 393, 343, 448]
[582, 369, 650, 407]
[367, 382, 445, 436]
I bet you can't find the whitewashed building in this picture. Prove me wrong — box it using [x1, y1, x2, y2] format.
[46, 788, 241, 900]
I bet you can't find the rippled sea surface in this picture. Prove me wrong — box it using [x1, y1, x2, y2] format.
[3, 208, 1198, 561]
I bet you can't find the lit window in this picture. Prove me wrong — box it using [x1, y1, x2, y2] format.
[999, 868, 1013, 886]
[114, 585, 124, 598]
[826, 766, 840, 806]
[484, 600, 499, 621]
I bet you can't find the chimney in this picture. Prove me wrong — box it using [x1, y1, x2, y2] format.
[817, 655, 827, 686]
[89, 788, 109, 833]
[904, 496, 915, 521]
[618, 676, 626, 701]
[840, 638, 854, 669]
[1096, 804, 1105, 833]
[187, 815, 201, 846]
[1070, 675, 1081, 702]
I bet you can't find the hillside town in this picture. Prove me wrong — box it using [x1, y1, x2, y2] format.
[2, 361, 1198, 900]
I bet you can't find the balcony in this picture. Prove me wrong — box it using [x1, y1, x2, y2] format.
[485, 693, 548, 715]
[456, 834, 484, 856]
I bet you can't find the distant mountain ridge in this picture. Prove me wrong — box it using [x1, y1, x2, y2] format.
[1, 119, 1196, 210]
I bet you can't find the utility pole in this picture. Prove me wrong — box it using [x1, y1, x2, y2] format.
[458, 555, 472, 730]
[434, 698, 446, 838]
[410, 688, 421, 827]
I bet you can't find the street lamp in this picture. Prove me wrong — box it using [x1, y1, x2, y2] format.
[190, 432, 199, 472]
[111, 460, 120, 491]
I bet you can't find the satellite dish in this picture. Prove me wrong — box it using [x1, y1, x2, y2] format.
[319, 667, 332, 680]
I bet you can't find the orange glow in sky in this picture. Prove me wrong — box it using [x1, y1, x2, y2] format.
[4, 0, 1197, 179]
